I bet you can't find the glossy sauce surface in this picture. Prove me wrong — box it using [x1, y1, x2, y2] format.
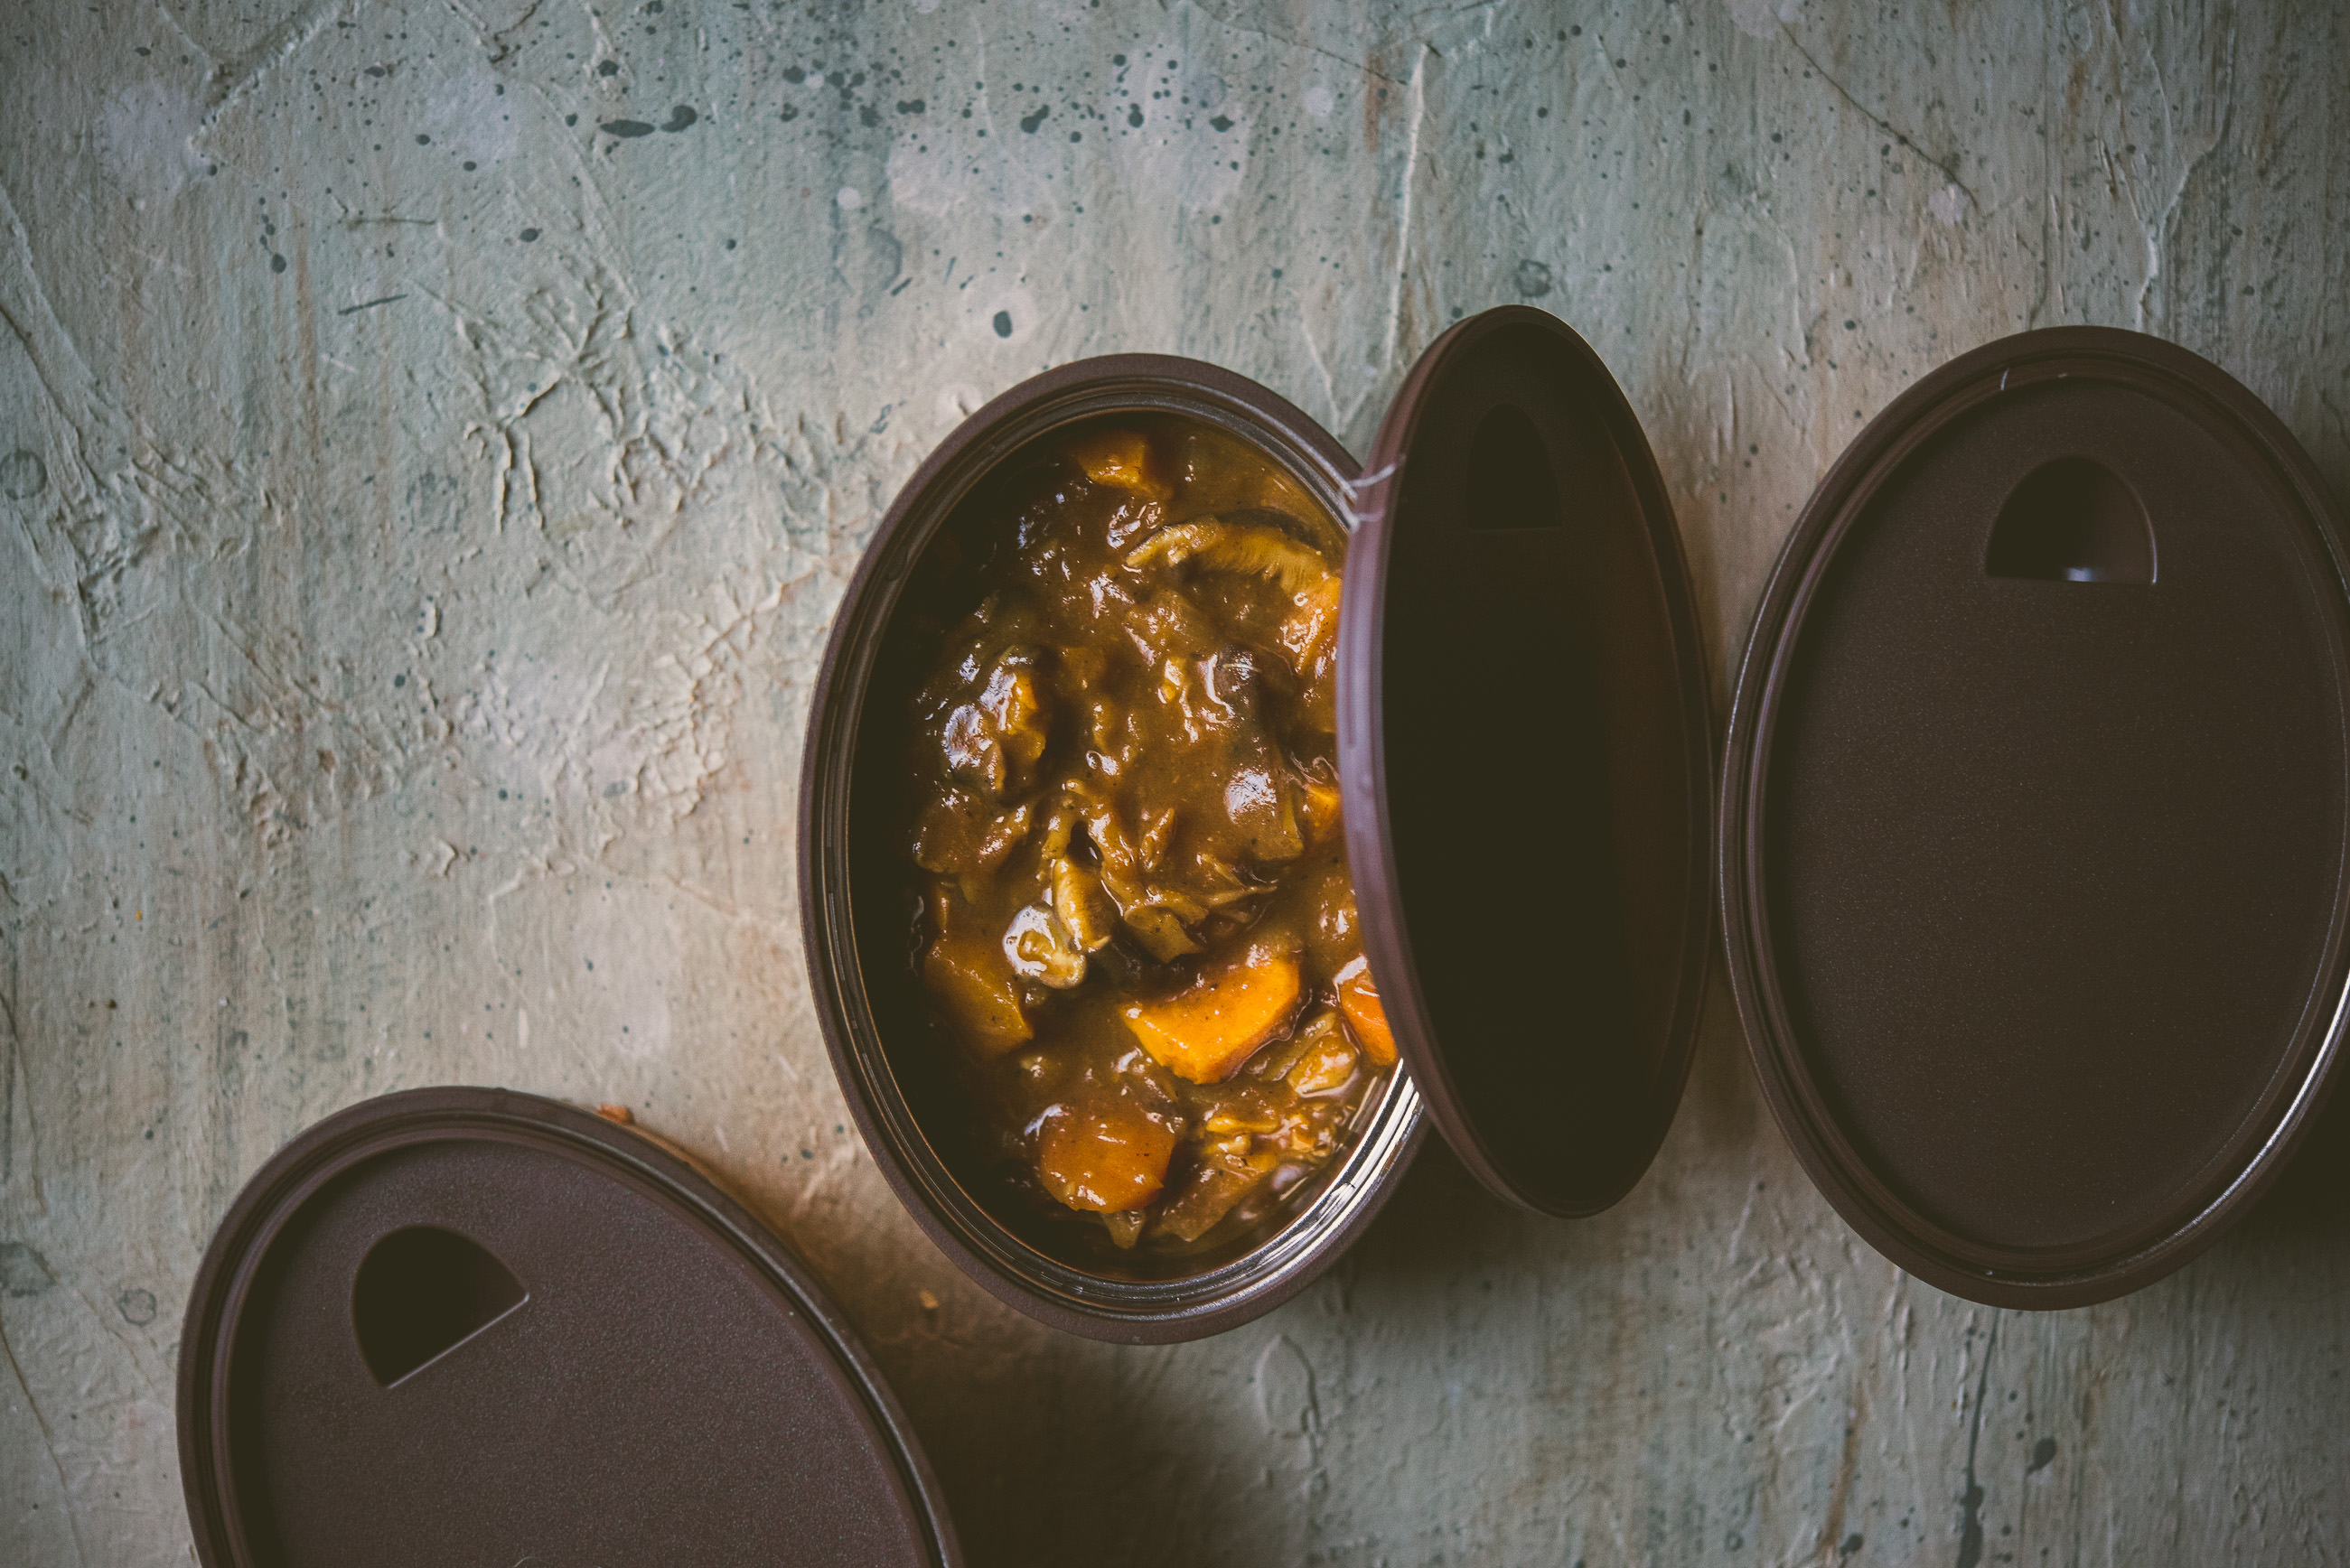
[903, 415, 1395, 1254]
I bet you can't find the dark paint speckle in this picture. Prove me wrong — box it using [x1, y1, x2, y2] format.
[601, 118, 655, 136]
[0, 449, 46, 499]
[597, 59, 620, 76]
[1209, 114, 1232, 131]
[896, 98, 926, 114]
[992, 310, 1013, 337]
[2027, 1437, 2058, 1473]
[1126, 104, 1142, 127]
[1514, 258, 1553, 297]
[782, 66, 805, 84]
[1019, 104, 1051, 133]
[660, 105, 697, 131]
[520, 228, 540, 242]
[270, 253, 286, 273]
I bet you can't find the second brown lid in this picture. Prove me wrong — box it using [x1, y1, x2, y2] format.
[1722, 327, 2350, 1308]
[178, 1087, 960, 1566]
[1338, 306, 1717, 1217]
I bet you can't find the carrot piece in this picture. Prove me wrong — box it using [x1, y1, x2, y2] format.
[1036, 1103, 1180, 1212]
[1121, 943, 1303, 1084]
[1334, 954, 1397, 1067]
[921, 930, 1033, 1057]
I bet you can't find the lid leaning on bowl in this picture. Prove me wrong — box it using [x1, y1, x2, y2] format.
[1721, 326, 2350, 1309]
[178, 1087, 960, 1568]
[1339, 306, 1720, 1216]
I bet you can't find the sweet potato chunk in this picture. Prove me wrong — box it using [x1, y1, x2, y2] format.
[922, 930, 1032, 1057]
[1334, 954, 1396, 1067]
[1065, 427, 1173, 501]
[1297, 773, 1344, 848]
[1037, 1102, 1180, 1212]
[1122, 943, 1304, 1083]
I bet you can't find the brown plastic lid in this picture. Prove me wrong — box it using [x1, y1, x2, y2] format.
[1722, 326, 2350, 1308]
[1338, 306, 1717, 1216]
[177, 1087, 960, 1568]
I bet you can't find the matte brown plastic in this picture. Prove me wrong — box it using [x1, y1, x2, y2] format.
[798, 356, 1427, 1343]
[1338, 306, 1717, 1216]
[177, 1087, 961, 1568]
[1722, 326, 2350, 1309]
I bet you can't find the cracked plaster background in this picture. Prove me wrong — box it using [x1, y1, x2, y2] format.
[3, 0, 2347, 1563]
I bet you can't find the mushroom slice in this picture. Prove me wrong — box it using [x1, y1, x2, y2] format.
[1003, 902, 1089, 989]
[1123, 516, 1334, 600]
[1052, 859, 1118, 953]
[1120, 905, 1203, 963]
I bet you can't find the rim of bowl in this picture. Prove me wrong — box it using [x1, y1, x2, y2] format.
[798, 355, 1429, 1342]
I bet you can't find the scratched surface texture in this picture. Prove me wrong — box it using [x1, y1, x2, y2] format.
[5, 0, 2349, 1563]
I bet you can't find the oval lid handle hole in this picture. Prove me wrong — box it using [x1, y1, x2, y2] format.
[351, 1225, 528, 1387]
[1985, 456, 2156, 583]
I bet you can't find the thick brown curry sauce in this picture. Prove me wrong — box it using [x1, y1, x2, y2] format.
[903, 414, 1395, 1253]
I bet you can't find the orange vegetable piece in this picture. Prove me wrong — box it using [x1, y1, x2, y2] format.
[921, 930, 1032, 1057]
[1036, 1102, 1180, 1212]
[1334, 954, 1397, 1067]
[1064, 427, 1173, 501]
[1122, 943, 1303, 1084]
[1297, 773, 1344, 847]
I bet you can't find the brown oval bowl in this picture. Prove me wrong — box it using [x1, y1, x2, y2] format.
[798, 357, 1427, 1342]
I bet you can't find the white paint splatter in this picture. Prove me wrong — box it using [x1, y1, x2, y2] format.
[836, 185, 865, 210]
[1303, 86, 1335, 119]
[94, 81, 207, 201]
[911, 0, 941, 12]
[935, 383, 983, 425]
[417, 68, 523, 169]
[1929, 184, 1971, 226]
[1726, 0, 1803, 40]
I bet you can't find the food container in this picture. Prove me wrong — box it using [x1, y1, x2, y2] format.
[805, 309, 2350, 1339]
[800, 309, 1718, 1341]
[177, 1087, 960, 1567]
